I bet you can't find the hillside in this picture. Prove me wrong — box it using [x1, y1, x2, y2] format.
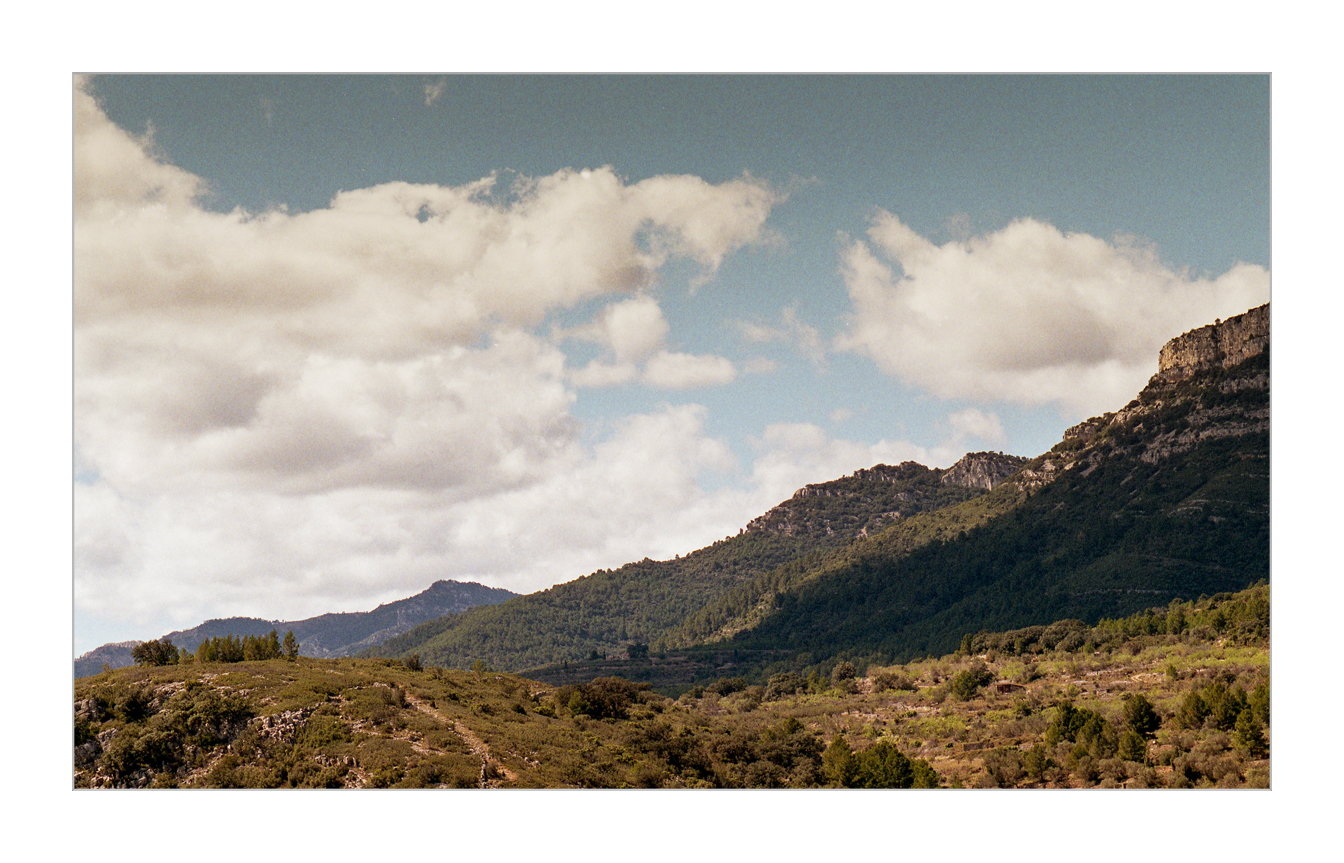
[719, 305, 1268, 668]
[368, 452, 1023, 671]
[74, 584, 1268, 788]
[75, 580, 516, 678]
[379, 305, 1268, 681]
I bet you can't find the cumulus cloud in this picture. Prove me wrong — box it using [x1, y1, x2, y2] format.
[837, 211, 1270, 418]
[642, 351, 738, 389]
[946, 407, 1007, 449]
[73, 74, 203, 214]
[72, 77, 788, 646]
[744, 421, 977, 510]
[564, 294, 670, 364]
[735, 304, 826, 365]
[562, 294, 738, 390]
[74, 404, 746, 628]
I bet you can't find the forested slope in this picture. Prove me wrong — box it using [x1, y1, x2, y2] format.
[371, 460, 1002, 670]
[726, 348, 1269, 666]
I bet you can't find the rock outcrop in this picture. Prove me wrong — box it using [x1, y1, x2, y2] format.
[1150, 303, 1269, 385]
[939, 451, 1030, 491]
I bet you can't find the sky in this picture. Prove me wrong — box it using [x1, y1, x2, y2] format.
[72, 73, 1271, 655]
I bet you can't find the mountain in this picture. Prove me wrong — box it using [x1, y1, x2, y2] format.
[720, 304, 1269, 667]
[74, 579, 516, 678]
[369, 452, 1025, 671]
[382, 304, 1268, 684]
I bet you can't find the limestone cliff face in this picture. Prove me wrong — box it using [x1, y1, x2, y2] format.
[939, 451, 1030, 491]
[1150, 303, 1269, 385]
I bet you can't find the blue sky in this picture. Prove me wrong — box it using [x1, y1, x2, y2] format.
[73, 74, 1270, 654]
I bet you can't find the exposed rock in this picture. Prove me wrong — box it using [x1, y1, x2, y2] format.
[1150, 304, 1269, 385]
[939, 451, 1030, 490]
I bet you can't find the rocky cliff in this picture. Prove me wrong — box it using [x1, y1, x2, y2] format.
[1151, 303, 1269, 385]
[939, 451, 1030, 491]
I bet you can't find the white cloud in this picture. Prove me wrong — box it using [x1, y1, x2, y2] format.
[946, 407, 1007, 449]
[568, 358, 639, 388]
[568, 294, 670, 364]
[72, 76, 789, 647]
[73, 75, 203, 215]
[837, 212, 1270, 418]
[735, 304, 826, 365]
[747, 422, 942, 500]
[562, 295, 739, 390]
[642, 351, 738, 389]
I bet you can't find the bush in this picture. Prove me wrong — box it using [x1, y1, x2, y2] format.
[557, 677, 649, 720]
[872, 671, 917, 692]
[949, 662, 994, 700]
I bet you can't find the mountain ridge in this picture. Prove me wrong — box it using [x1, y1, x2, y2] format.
[75, 579, 516, 678]
[716, 305, 1268, 668]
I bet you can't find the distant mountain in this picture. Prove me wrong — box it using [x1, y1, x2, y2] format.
[381, 305, 1268, 684]
[74, 579, 516, 678]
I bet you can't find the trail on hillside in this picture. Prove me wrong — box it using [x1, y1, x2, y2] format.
[405, 693, 518, 787]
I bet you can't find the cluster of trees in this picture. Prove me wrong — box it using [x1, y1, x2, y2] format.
[949, 661, 995, 700]
[130, 630, 300, 667]
[195, 630, 300, 663]
[554, 677, 652, 721]
[821, 737, 939, 788]
[131, 638, 180, 667]
[1176, 678, 1269, 758]
[959, 582, 1269, 659]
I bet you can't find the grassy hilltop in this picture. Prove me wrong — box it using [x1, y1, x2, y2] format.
[75, 584, 1267, 789]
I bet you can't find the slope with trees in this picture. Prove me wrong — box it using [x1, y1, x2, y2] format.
[74, 585, 1267, 788]
[717, 345, 1268, 669]
[369, 457, 1013, 671]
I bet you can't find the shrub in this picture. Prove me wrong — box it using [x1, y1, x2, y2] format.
[949, 662, 994, 700]
[765, 672, 805, 700]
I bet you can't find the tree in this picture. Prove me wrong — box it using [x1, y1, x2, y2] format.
[1176, 691, 1209, 730]
[1118, 728, 1148, 763]
[282, 630, 299, 660]
[1233, 710, 1269, 759]
[852, 740, 939, 788]
[822, 737, 858, 787]
[132, 638, 178, 667]
[1123, 694, 1161, 739]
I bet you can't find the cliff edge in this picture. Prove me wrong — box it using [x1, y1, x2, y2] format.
[1151, 303, 1269, 385]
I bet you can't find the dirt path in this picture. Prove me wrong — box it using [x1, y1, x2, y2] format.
[405, 693, 517, 787]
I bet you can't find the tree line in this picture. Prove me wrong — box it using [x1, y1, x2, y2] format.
[131, 629, 301, 666]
